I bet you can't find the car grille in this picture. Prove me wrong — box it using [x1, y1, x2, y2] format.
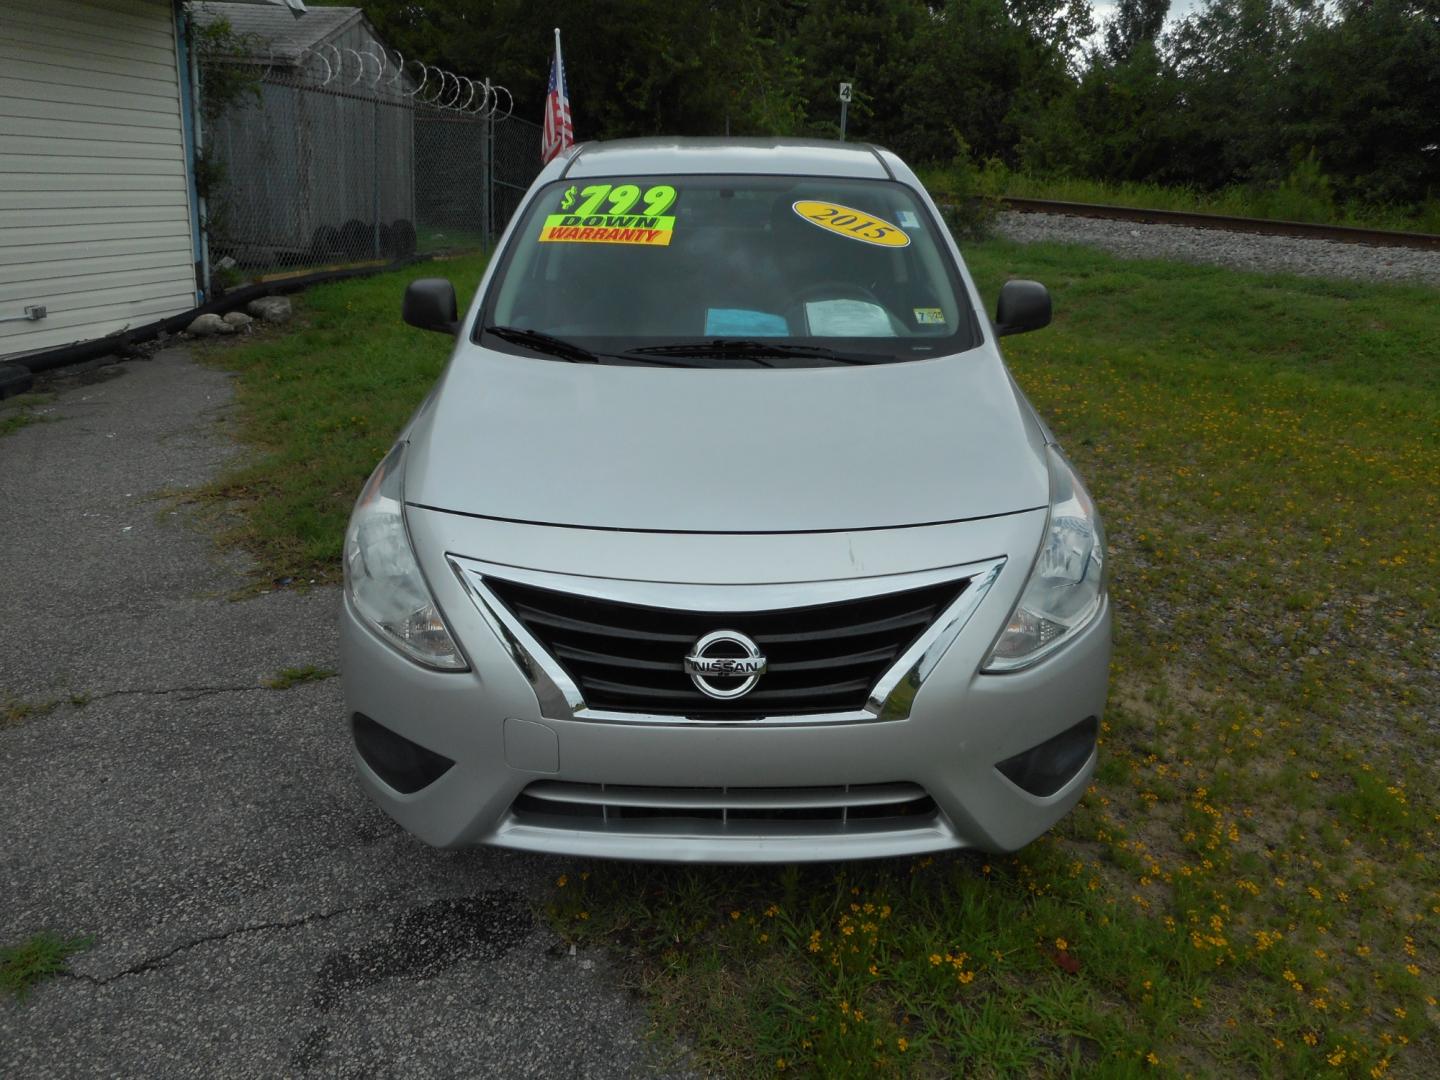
[482, 576, 969, 718]
[511, 781, 938, 835]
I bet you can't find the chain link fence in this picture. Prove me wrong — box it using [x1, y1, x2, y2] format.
[200, 53, 540, 285]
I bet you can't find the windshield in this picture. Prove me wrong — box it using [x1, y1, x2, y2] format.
[479, 174, 978, 366]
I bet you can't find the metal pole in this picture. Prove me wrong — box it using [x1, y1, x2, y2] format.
[483, 77, 493, 252]
[372, 96, 381, 258]
[187, 23, 211, 299]
[839, 99, 848, 141]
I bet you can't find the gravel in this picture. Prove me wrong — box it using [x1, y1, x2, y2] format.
[994, 211, 1440, 286]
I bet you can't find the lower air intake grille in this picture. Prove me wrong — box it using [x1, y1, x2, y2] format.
[483, 576, 968, 718]
[511, 781, 938, 835]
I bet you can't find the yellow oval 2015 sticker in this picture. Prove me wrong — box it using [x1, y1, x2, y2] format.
[792, 200, 911, 247]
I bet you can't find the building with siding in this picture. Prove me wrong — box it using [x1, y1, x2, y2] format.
[0, 0, 304, 363]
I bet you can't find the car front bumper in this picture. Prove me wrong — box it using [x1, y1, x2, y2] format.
[340, 505, 1111, 862]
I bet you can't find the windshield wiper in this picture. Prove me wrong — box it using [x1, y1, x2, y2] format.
[484, 325, 600, 364]
[484, 329, 895, 368]
[625, 340, 893, 366]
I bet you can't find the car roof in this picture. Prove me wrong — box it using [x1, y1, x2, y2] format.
[561, 137, 894, 180]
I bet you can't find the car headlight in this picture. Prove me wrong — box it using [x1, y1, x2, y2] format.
[344, 443, 466, 670]
[984, 445, 1106, 671]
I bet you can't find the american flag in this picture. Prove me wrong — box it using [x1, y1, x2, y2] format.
[541, 30, 573, 164]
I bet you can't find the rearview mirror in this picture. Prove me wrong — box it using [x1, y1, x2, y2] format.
[403, 278, 459, 335]
[994, 280, 1051, 337]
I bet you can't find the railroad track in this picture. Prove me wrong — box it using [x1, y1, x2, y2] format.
[985, 196, 1440, 253]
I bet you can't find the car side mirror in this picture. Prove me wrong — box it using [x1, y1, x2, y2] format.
[403, 278, 459, 335]
[994, 280, 1051, 337]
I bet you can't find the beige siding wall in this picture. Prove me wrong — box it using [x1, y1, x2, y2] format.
[0, 0, 197, 359]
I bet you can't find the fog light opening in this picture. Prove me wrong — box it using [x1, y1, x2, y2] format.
[352, 713, 455, 794]
[995, 716, 1098, 798]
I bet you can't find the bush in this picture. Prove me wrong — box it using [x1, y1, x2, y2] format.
[1246, 150, 1337, 224]
[930, 148, 998, 241]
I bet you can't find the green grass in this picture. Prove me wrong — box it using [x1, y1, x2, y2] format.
[199, 241, 1438, 1076]
[0, 392, 57, 439]
[918, 164, 1440, 235]
[2, 697, 59, 730]
[192, 252, 489, 582]
[417, 227, 490, 255]
[263, 664, 337, 690]
[1, 933, 92, 1002]
[547, 246, 1439, 1076]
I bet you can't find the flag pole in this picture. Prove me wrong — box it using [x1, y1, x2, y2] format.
[542, 26, 572, 164]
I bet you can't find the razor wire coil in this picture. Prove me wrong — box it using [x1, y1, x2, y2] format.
[199, 44, 539, 281]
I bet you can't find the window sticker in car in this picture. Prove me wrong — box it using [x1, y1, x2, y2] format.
[792, 200, 912, 248]
[913, 307, 946, 325]
[705, 309, 789, 337]
[538, 183, 678, 246]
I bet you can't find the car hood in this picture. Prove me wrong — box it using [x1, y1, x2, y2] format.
[403, 345, 1049, 533]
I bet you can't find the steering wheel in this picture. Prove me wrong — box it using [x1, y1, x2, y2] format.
[784, 280, 884, 309]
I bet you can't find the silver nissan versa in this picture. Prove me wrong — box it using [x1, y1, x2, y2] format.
[339, 138, 1111, 862]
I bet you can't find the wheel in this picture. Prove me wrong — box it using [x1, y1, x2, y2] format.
[308, 225, 341, 262]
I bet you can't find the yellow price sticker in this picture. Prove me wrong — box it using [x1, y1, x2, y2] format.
[792, 200, 911, 248]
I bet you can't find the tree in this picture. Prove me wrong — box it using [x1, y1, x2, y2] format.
[1103, 0, 1169, 64]
[306, 0, 1440, 213]
[1281, 0, 1440, 204]
[1163, 0, 1314, 189]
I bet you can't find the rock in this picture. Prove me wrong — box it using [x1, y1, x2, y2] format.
[246, 296, 292, 324]
[222, 311, 254, 330]
[185, 313, 234, 337]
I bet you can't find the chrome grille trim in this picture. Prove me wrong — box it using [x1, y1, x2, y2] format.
[449, 556, 1005, 726]
[524, 780, 927, 810]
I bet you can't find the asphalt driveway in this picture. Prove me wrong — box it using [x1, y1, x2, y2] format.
[0, 348, 680, 1077]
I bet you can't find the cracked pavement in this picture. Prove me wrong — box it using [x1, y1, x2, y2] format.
[0, 349, 682, 1077]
